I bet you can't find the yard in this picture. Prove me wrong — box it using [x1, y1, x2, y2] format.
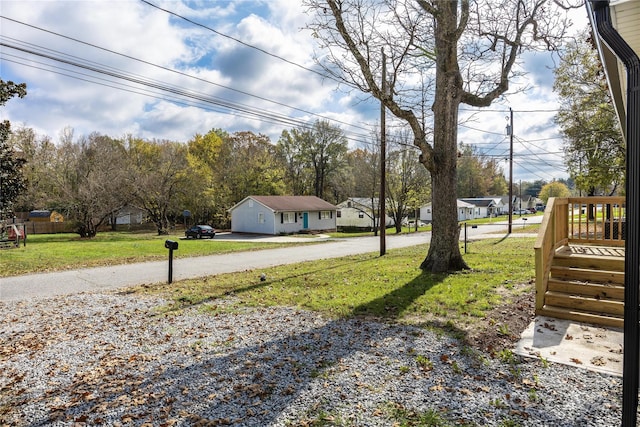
[2, 235, 626, 426]
[0, 231, 297, 277]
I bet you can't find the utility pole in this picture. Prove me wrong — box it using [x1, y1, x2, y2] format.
[507, 107, 513, 233]
[519, 179, 522, 215]
[379, 49, 387, 256]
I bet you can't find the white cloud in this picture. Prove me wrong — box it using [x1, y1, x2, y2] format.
[1, 1, 591, 182]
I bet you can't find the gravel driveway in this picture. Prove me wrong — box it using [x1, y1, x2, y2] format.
[2, 224, 631, 425]
[0, 292, 630, 426]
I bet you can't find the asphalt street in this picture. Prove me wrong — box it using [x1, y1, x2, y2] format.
[0, 216, 540, 301]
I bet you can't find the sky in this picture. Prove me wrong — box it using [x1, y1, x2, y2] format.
[0, 0, 592, 184]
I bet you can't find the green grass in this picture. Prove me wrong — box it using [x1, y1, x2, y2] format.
[139, 237, 535, 328]
[0, 231, 296, 277]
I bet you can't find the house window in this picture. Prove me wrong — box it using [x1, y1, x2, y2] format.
[283, 212, 295, 223]
[358, 212, 364, 219]
[320, 211, 331, 219]
[427, 208, 431, 213]
[337, 210, 341, 218]
[248, 200, 254, 208]
[258, 212, 265, 224]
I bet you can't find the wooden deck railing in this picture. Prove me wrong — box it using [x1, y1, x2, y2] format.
[534, 196, 626, 311]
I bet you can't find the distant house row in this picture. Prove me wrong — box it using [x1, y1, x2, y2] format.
[421, 196, 542, 222]
[219, 194, 544, 235]
[336, 196, 543, 230]
[18, 194, 542, 236]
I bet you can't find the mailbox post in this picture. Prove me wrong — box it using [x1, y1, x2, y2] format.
[165, 240, 178, 284]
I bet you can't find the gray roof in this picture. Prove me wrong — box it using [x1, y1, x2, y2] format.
[460, 198, 495, 208]
[237, 196, 337, 212]
[337, 197, 381, 210]
[29, 210, 52, 218]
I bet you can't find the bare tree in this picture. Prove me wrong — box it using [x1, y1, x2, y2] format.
[52, 132, 130, 237]
[306, 0, 574, 272]
[386, 131, 430, 233]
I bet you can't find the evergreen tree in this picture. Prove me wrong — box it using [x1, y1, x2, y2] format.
[0, 79, 27, 218]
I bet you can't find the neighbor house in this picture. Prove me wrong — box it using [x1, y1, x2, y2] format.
[110, 205, 146, 225]
[335, 197, 394, 230]
[460, 198, 500, 218]
[229, 195, 337, 235]
[421, 199, 476, 223]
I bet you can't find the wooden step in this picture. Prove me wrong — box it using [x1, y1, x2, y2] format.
[538, 305, 623, 329]
[553, 250, 624, 271]
[544, 291, 623, 316]
[547, 278, 625, 300]
[550, 265, 624, 285]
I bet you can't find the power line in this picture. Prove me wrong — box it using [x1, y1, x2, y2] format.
[139, 0, 341, 86]
[460, 107, 562, 113]
[0, 17, 372, 136]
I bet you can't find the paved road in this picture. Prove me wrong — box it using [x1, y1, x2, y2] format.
[0, 216, 541, 301]
[0, 233, 430, 301]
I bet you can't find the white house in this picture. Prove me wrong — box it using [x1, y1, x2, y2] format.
[460, 198, 499, 218]
[421, 199, 476, 223]
[229, 195, 337, 235]
[110, 205, 145, 225]
[335, 197, 393, 230]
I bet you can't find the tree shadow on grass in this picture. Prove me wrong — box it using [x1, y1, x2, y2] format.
[150, 256, 376, 313]
[11, 266, 595, 427]
[349, 270, 447, 320]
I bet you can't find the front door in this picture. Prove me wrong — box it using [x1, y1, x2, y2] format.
[303, 212, 309, 229]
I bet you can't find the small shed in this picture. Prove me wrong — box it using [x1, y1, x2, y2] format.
[229, 195, 337, 235]
[28, 210, 64, 223]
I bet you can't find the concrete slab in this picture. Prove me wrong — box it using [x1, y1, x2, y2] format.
[515, 316, 624, 377]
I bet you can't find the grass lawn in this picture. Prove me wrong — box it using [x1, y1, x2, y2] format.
[0, 231, 298, 277]
[137, 237, 536, 331]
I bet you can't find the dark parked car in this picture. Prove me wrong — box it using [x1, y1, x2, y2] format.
[185, 225, 216, 239]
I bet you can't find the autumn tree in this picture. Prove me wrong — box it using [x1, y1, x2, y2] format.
[183, 130, 225, 226]
[0, 79, 27, 219]
[539, 181, 571, 204]
[52, 132, 130, 237]
[127, 137, 188, 235]
[8, 126, 58, 212]
[457, 143, 508, 197]
[554, 28, 625, 196]
[306, 0, 573, 272]
[223, 131, 286, 204]
[277, 128, 314, 196]
[277, 120, 349, 203]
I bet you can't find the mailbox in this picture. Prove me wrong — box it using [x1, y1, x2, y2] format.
[165, 240, 179, 250]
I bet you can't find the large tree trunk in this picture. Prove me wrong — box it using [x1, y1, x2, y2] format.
[421, 164, 467, 271]
[420, 1, 468, 272]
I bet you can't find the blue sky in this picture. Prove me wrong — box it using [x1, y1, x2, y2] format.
[0, 1, 590, 183]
